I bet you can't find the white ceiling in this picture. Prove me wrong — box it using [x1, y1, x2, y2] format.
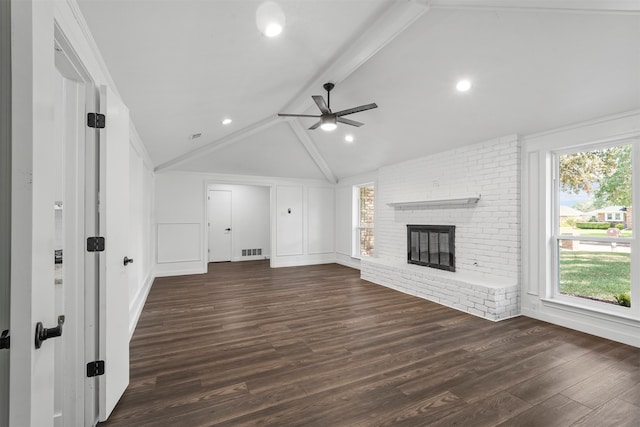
[77, 0, 640, 182]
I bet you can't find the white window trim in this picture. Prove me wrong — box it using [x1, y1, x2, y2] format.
[549, 140, 639, 318]
[521, 111, 640, 347]
[352, 183, 375, 259]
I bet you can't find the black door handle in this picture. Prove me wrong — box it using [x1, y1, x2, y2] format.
[35, 315, 65, 349]
[225, 228, 231, 231]
[124, 256, 134, 266]
[0, 330, 9, 350]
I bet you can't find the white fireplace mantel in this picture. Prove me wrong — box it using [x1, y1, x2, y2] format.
[387, 194, 481, 209]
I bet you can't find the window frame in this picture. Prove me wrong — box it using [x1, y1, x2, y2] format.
[352, 183, 375, 259]
[551, 140, 638, 316]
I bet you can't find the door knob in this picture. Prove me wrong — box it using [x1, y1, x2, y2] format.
[0, 330, 9, 350]
[124, 256, 134, 266]
[35, 315, 65, 349]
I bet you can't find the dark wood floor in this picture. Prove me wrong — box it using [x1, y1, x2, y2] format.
[100, 261, 640, 427]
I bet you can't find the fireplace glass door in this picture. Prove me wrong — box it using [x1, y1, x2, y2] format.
[407, 225, 455, 271]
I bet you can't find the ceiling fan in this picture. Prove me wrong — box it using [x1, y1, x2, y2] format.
[278, 82, 378, 131]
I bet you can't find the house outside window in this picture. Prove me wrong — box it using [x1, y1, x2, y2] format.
[354, 184, 374, 257]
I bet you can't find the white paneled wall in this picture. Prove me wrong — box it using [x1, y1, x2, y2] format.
[308, 187, 335, 254]
[154, 173, 336, 274]
[127, 144, 154, 337]
[335, 186, 352, 256]
[276, 185, 304, 256]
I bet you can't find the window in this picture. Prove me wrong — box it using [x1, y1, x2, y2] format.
[354, 184, 374, 257]
[555, 143, 635, 310]
[605, 212, 623, 222]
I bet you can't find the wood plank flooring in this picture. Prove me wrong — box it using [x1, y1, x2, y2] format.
[99, 261, 640, 426]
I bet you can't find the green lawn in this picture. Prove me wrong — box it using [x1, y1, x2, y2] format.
[559, 250, 630, 304]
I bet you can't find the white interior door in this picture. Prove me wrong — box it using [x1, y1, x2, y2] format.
[10, 2, 58, 425]
[98, 85, 130, 422]
[208, 190, 232, 262]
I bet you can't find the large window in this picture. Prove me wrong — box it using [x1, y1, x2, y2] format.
[555, 143, 635, 310]
[354, 184, 374, 257]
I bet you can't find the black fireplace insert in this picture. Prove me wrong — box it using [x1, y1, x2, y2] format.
[407, 225, 455, 272]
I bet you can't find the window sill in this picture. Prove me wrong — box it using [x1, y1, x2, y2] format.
[540, 297, 639, 328]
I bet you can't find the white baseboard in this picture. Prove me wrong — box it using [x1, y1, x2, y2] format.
[335, 253, 361, 270]
[154, 267, 206, 277]
[129, 271, 155, 340]
[232, 256, 271, 262]
[270, 254, 336, 268]
[522, 307, 640, 348]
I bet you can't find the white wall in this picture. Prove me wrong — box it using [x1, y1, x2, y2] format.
[208, 184, 270, 261]
[154, 172, 336, 276]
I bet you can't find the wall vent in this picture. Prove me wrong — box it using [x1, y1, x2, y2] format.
[242, 249, 262, 256]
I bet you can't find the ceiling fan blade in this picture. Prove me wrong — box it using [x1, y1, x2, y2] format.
[309, 121, 321, 130]
[337, 117, 364, 127]
[335, 103, 378, 117]
[312, 95, 331, 114]
[278, 113, 320, 118]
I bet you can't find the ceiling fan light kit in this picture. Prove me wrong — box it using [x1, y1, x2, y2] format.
[279, 82, 378, 131]
[320, 116, 337, 131]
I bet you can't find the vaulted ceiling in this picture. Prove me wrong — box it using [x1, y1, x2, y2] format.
[77, 0, 640, 182]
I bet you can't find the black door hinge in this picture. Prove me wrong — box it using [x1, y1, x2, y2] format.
[86, 236, 105, 252]
[87, 113, 106, 129]
[0, 330, 9, 350]
[87, 360, 105, 377]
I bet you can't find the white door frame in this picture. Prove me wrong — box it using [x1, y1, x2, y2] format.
[0, 0, 12, 424]
[204, 182, 273, 267]
[53, 25, 97, 427]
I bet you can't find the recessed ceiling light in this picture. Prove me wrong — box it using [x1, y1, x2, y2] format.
[345, 134, 354, 143]
[264, 23, 283, 38]
[221, 118, 232, 125]
[456, 79, 472, 92]
[256, 2, 285, 38]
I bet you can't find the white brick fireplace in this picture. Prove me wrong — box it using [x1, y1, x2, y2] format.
[361, 135, 521, 321]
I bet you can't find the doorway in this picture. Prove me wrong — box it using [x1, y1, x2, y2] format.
[206, 184, 271, 265]
[208, 190, 232, 262]
[53, 35, 93, 426]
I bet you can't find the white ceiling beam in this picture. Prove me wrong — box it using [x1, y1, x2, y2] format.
[428, 0, 640, 14]
[288, 119, 337, 184]
[280, 0, 431, 115]
[156, 0, 430, 174]
[154, 116, 278, 173]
